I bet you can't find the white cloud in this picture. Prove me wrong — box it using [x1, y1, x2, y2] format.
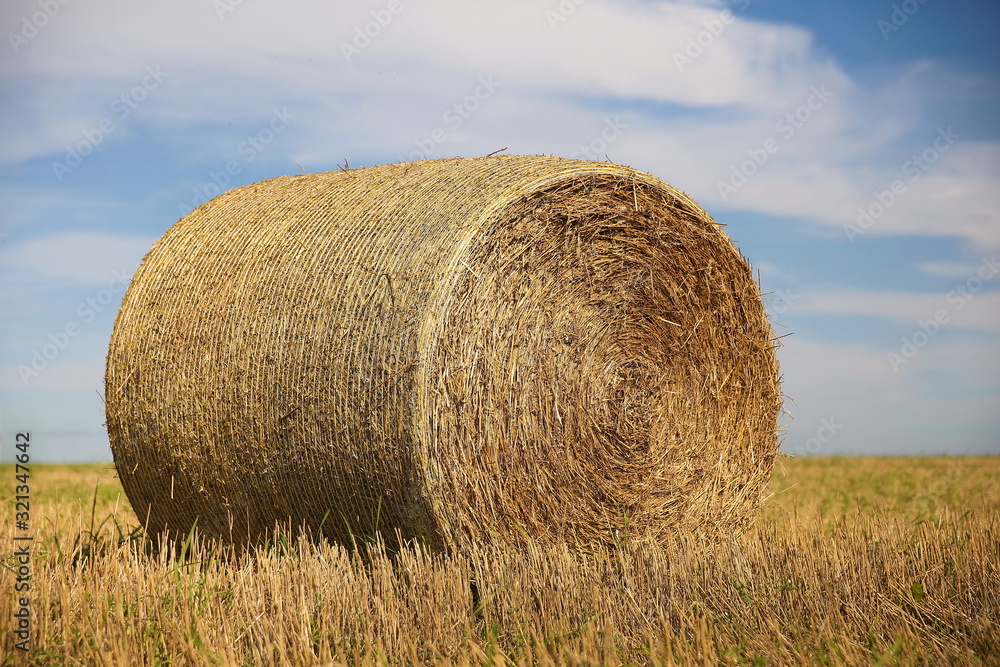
[0, 232, 152, 284]
[777, 336, 1000, 455]
[0, 1, 857, 165]
[753, 259, 783, 276]
[917, 259, 985, 278]
[2, 0, 832, 108]
[3, 0, 997, 254]
[778, 337, 897, 400]
[0, 353, 106, 393]
[793, 283, 1000, 334]
[0, 184, 135, 233]
[842, 141, 1000, 249]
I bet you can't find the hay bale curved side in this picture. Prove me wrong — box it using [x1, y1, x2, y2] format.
[105, 155, 781, 550]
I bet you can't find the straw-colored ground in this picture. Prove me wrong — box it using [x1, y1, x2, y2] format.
[1, 456, 997, 665]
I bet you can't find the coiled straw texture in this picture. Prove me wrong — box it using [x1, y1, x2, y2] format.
[105, 155, 781, 551]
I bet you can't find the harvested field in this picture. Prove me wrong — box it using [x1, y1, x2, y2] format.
[1, 456, 997, 665]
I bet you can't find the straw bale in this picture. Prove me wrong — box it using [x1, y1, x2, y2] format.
[105, 155, 781, 551]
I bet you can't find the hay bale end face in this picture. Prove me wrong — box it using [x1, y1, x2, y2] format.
[105, 155, 781, 551]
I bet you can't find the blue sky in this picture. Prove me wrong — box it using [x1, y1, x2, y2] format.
[1, 0, 998, 461]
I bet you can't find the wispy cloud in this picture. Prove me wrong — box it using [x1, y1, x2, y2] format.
[0, 232, 152, 284]
[794, 287, 1000, 334]
[4, 0, 997, 252]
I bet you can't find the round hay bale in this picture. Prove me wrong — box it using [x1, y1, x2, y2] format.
[105, 155, 781, 551]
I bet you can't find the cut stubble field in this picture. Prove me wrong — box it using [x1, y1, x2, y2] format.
[1, 456, 998, 665]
